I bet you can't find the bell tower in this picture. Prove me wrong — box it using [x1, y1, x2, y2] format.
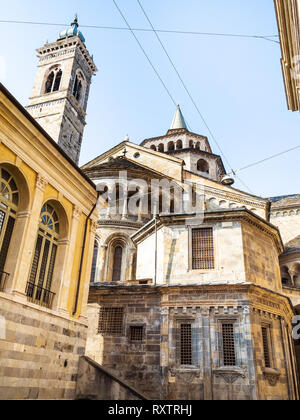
[26, 17, 98, 164]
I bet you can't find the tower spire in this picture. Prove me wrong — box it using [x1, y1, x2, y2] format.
[170, 104, 188, 131]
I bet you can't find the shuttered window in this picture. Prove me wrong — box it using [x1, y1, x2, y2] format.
[0, 167, 19, 274]
[192, 228, 214, 270]
[112, 246, 123, 282]
[26, 204, 59, 307]
[222, 323, 236, 366]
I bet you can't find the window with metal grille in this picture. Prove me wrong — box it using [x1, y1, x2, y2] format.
[180, 324, 192, 365]
[0, 216, 15, 272]
[222, 323, 236, 366]
[192, 228, 214, 270]
[98, 307, 124, 334]
[130, 326, 144, 342]
[262, 327, 271, 368]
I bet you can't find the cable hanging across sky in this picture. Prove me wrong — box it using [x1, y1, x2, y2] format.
[0, 19, 280, 43]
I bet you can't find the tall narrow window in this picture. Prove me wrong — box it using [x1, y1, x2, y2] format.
[73, 72, 85, 102]
[90, 241, 98, 283]
[112, 246, 123, 282]
[53, 70, 62, 92]
[192, 228, 214, 270]
[45, 67, 62, 93]
[180, 324, 192, 365]
[222, 323, 236, 366]
[262, 327, 271, 368]
[26, 203, 59, 308]
[0, 168, 19, 277]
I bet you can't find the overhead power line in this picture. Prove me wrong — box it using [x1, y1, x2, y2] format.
[0, 19, 280, 43]
[112, 0, 177, 109]
[135, 0, 254, 194]
[229, 143, 300, 175]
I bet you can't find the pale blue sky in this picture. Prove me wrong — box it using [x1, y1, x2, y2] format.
[0, 0, 299, 197]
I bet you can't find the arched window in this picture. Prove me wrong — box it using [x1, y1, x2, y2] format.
[73, 71, 85, 103]
[0, 168, 19, 276]
[112, 246, 123, 282]
[45, 67, 62, 93]
[189, 140, 194, 149]
[176, 140, 183, 150]
[90, 241, 99, 283]
[150, 145, 157, 151]
[53, 70, 62, 92]
[168, 141, 175, 151]
[195, 142, 200, 150]
[26, 203, 59, 308]
[158, 144, 164, 153]
[197, 159, 209, 174]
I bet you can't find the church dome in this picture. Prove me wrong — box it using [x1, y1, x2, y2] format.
[58, 17, 85, 43]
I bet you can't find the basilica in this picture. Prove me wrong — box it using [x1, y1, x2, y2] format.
[0, 16, 300, 400]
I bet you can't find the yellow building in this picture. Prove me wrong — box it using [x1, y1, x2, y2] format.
[274, 0, 300, 112]
[0, 82, 98, 399]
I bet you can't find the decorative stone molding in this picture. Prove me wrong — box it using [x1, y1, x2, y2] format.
[169, 368, 201, 383]
[72, 206, 82, 221]
[90, 220, 98, 234]
[161, 307, 169, 316]
[262, 368, 281, 386]
[36, 174, 48, 191]
[213, 367, 246, 384]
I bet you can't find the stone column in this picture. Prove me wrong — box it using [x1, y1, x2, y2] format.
[12, 174, 48, 298]
[79, 220, 98, 319]
[126, 247, 136, 282]
[201, 306, 213, 400]
[56, 206, 81, 316]
[160, 305, 169, 400]
[98, 244, 108, 283]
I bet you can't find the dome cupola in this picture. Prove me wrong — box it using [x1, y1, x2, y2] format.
[58, 16, 86, 43]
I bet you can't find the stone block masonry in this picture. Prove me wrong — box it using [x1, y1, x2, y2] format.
[0, 293, 88, 400]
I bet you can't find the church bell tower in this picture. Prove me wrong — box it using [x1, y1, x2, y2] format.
[26, 17, 98, 164]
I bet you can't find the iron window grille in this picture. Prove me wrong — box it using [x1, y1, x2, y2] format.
[192, 228, 214, 270]
[222, 323, 236, 366]
[180, 324, 192, 365]
[129, 326, 144, 342]
[98, 307, 124, 335]
[262, 327, 271, 368]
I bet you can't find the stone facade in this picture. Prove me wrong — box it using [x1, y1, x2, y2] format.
[0, 293, 87, 400]
[0, 83, 98, 399]
[87, 283, 298, 400]
[86, 209, 299, 400]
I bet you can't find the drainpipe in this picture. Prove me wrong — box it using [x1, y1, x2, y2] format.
[266, 199, 272, 222]
[73, 192, 99, 316]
